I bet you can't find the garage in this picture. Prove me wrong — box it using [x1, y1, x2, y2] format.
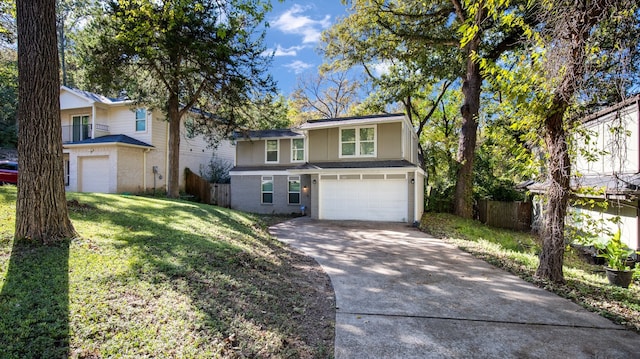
[319, 174, 408, 222]
[79, 156, 110, 193]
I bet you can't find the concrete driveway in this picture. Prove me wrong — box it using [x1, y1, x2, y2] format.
[269, 217, 640, 359]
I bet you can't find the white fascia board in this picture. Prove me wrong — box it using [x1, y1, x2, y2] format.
[229, 170, 292, 176]
[299, 114, 406, 130]
[63, 142, 153, 150]
[288, 166, 418, 175]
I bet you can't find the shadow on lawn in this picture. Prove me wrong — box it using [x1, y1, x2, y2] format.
[81, 195, 334, 357]
[0, 239, 70, 359]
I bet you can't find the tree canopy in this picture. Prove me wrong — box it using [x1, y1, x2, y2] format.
[322, 0, 533, 216]
[78, 0, 276, 198]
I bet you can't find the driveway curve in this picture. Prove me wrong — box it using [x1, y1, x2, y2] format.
[269, 217, 639, 359]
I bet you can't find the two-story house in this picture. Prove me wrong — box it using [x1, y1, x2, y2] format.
[60, 86, 234, 194]
[229, 113, 425, 223]
[568, 95, 640, 251]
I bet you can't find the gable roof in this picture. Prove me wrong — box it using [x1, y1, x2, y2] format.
[581, 94, 640, 125]
[63, 134, 154, 149]
[61, 86, 131, 106]
[299, 113, 407, 130]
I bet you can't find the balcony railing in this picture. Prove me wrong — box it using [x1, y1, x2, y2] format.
[62, 124, 110, 143]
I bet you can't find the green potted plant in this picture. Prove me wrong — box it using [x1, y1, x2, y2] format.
[595, 230, 637, 288]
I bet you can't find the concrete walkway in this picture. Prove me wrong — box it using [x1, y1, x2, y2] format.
[269, 218, 640, 359]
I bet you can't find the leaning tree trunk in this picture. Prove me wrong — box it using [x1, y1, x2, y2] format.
[534, 0, 609, 283]
[454, 39, 483, 219]
[535, 110, 570, 283]
[15, 0, 76, 243]
[167, 92, 182, 198]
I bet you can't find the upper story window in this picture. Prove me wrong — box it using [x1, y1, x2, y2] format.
[291, 138, 304, 162]
[135, 108, 147, 132]
[340, 126, 376, 157]
[266, 139, 279, 163]
[72, 115, 90, 142]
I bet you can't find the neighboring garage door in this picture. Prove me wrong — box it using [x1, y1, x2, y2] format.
[319, 174, 408, 222]
[80, 156, 110, 193]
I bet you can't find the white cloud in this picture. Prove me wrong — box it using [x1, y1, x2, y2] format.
[284, 60, 314, 74]
[370, 61, 392, 77]
[272, 4, 331, 44]
[268, 44, 307, 57]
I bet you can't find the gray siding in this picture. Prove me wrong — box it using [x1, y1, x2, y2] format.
[307, 122, 403, 162]
[230, 174, 311, 215]
[236, 138, 295, 166]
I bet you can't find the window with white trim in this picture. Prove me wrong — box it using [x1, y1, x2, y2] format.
[265, 139, 279, 163]
[340, 126, 376, 157]
[64, 159, 70, 186]
[288, 176, 301, 204]
[261, 176, 273, 204]
[135, 108, 147, 132]
[291, 138, 304, 162]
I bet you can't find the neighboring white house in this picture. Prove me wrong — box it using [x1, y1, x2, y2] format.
[568, 95, 640, 251]
[60, 86, 234, 194]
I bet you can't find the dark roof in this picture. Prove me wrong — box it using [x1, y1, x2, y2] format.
[299, 113, 406, 130]
[294, 160, 418, 170]
[230, 160, 419, 173]
[527, 173, 640, 197]
[65, 134, 154, 148]
[305, 113, 405, 124]
[581, 94, 640, 124]
[230, 165, 296, 172]
[233, 129, 304, 140]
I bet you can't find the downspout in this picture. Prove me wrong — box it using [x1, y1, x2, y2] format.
[165, 121, 170, 191]
[91, 104, 96, 139]
[414, 169, 419, 224]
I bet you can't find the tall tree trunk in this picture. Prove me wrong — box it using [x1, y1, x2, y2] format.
[454, 39, 483, 219]
[534, 0, 608, 283]
[15, 0, 76, 243]
[58, 18, 67, 87]
[167, 92, 181, 198]
[535, 110, 570, 283]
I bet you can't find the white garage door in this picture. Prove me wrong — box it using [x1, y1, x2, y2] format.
[319, 176, 408, 222]
[80, 156, 110, 193]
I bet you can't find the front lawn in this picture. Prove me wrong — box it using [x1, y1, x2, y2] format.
[420, 212, 640, 333]
[0, 186, 334, 358]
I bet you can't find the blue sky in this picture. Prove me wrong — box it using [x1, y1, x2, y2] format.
[263, 1, 348, 95]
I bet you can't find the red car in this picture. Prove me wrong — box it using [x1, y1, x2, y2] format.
[0, 160, 18, 185]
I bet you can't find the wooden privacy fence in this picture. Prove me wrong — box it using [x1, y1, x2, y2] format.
[210, 183, 230, 208]
[184, 168, 231, 208]
[185, 168, 211, 204]
[478, 200, 532, 231]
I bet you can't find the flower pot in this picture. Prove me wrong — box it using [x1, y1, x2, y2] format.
[605, 267, 634, 288]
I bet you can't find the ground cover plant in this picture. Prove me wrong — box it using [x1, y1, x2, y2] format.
[0, 186, 334, 358]
[419, 212, 640, 333]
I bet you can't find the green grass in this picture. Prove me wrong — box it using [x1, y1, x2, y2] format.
[420, 212, 640, 333]
[0, 186, 334, 358]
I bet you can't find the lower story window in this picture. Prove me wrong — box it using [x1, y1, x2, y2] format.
[288, 176, 300, 204]
[64, 159, 70, 186]
[261, 176, 273, 204]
